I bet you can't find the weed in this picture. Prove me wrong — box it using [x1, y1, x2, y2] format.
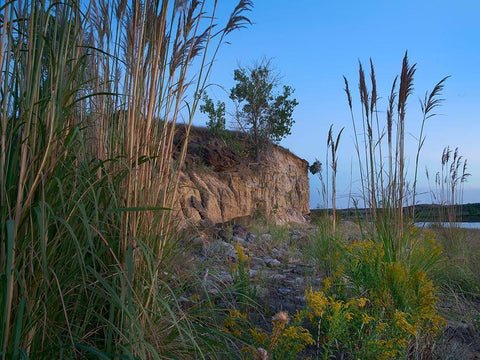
[230, 244, 257, 312]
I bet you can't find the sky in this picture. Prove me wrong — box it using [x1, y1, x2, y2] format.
[194, 0, 480, 209]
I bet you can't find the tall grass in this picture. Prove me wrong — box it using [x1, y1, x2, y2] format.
[299, 55, 452, 358]
[0, 0, 251, 358]
[327, 125, 343, 232]
[429, 146, 470, 225]
[427, 147, 476, 296]
[344, 52, 448, 261]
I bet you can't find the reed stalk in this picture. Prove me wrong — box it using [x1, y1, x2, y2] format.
[327, 125, 344, 233]
[344, 52, 447, 261]
[0, 0, 251, 357]
[412, 76, 449, 218]
[433, 146, 470, 225]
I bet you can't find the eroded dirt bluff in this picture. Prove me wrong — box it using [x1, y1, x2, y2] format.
[174, 127, 309, 226]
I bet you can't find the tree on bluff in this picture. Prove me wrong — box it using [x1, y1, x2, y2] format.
[229, 60, 298, 162]
[200, 93, 227, 136]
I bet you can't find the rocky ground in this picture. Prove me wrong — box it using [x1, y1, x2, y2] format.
[183, 222, 317, 315]
[179, 219, 480, 359]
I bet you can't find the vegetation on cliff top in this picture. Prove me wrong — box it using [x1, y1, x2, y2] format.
[201, 59, 298, 162]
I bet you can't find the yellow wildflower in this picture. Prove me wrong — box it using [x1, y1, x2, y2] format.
[321, 277, 333, 291]
[235, 244, 249, 262]
[394, 310, 416, 336]
[249, 328, 268, 345]
[362, 312, 374, 324]
[376, 321, 387, 333]
[330, 298, 343, 313]
[333, 265, 345, 278]
[306, 288, 328, 317]
[222, 309, 247, 337]
[357, 297, 368, 308]
[282, 326, 315, 346]
[229, 309, 246, 319]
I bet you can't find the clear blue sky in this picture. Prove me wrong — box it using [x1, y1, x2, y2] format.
[196, 1, 480, 208]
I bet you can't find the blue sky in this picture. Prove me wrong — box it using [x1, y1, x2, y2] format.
[195, 1, 480, 208]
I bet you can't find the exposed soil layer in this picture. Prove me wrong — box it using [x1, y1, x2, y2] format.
[174, 126, 310, 226]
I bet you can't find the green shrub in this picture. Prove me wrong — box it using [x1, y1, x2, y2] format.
[200, 93, 227, 136]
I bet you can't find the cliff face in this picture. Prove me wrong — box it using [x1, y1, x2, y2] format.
[175, 128, 309, 225]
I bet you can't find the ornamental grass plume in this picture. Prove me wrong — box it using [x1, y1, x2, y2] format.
[343, 52, 449, 261]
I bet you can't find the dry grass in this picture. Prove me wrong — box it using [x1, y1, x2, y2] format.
[343, 53, 450, 260]
[0, 0, 252, 358]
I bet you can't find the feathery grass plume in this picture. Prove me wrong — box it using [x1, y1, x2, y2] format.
[344, 75, 366, 207]
[397, 52, 416, 119]
[434, 147, 470, 225]
[344, 53, 451, 264]
[0, 0, 251, 358]
[343, 75, 352, 111]
[394, 52, 416, 236]
[226, 0, 253, 35]
[369, 58, 377, 118]
[310, 159, 327, 208]
[357, 61, 371, 202]
[387, 76, 398, 198]
[370, 58, 385, 209]
[358, 60, 382, 215]
[358, 61, 369, 116]
[412, 76, 450, 217]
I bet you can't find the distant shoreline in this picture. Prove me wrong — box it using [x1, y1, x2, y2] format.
[310, 203, 480, 222]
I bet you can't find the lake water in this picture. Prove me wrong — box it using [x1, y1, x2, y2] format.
[414, 222, 480, 230]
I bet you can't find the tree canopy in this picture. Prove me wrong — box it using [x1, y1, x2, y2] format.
[229, 60, 298, 161]
[200, 93, 227, 136]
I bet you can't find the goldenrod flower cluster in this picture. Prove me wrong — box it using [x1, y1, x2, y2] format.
[299, 233, 446, 359]
[222, 228, 446, 359]
[225, 309, 314, 359]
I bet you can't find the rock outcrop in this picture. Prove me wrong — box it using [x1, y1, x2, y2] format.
[175, 128, 309, 225]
